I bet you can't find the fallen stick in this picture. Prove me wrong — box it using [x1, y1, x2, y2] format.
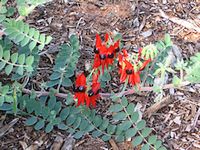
[159, 9, 200, 33]
[144, 96, 172, 118]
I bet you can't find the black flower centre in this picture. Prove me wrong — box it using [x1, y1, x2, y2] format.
[108, 53, 114, 58]
[115, 47, 120, 52]
[88, 90, 94, 97]
[94, 48, 99, 54]
[126, 69, 133, 75]
[99, 54, 106, 60]
[78, 86, 85, 92]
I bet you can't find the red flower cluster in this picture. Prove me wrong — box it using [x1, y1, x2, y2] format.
[118, 49, 151, 86]
[74, 73, 100, 107]
[74, 33, 152, 108]
[93, 33, 120, 73]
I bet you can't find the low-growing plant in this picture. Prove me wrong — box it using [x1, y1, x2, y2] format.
[0, 1, 200, 150]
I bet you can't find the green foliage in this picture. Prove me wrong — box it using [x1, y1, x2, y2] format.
[0, 82, 13, 106]
[3, 19, 52, 51]
[0, 0, 8, 23]
[108, 96, 166, 149]
[47, 35, 80, 88]
[141, 34, 173, 85]
[185, 53, 200, 83]
[0, 43, 34, 76]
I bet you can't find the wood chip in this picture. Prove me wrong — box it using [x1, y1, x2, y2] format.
[109, 139, 119, 150]
[50, 135, 64, 150]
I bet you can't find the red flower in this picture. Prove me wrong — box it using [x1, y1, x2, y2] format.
[74, 73, 100, 108]
[118, 50, 141, 86]
[74, 73, 87, 107]
[93, 33, 120, 73]
[86, 73, 100, 107]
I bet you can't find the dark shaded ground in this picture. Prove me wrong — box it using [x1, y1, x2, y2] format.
[0, 0, 200, 150]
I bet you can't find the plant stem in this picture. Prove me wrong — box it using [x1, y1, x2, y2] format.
[22, 81, 191, 99]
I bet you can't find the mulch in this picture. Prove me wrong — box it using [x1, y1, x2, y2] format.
[0, 0, 200, 149]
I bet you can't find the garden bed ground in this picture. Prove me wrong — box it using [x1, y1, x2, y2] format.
[0, 0, 200, 150]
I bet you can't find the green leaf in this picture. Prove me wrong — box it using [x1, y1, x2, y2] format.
[0, 15, 6, 22]
[141, 144, 150, 150]
[38, 44, 45, 50]
[148, 135, 157, 144]
[46, 79, 60, 87]
[66, 114, 77, 126]
[16, 66, 24, 75]
[45, 36, 52, 44]
[0, 6, 7, 13]
[132, 136, 143, 147]
[25, 55, 34, 66]
[118, 121, 132, 131]
[3, 50, 10, 61]
[57, 123, 68, 130]
[125, 128, 137, 139]
[101, 135, 111, 141]
[164, 33, 172, 47]
[54, 102, 62, 113]
[0, 96, 5, 106]
[45, 123, 54, 133]
[0, 62, 6, 71]
[109, 104, 123, 113]
[130, 111, 139, 123]
[5, 64, 13, 75]
[113, 112, 127, 121]
[79, 118, 89, 131]
[126, 103, 135, 115]
[65, 93, 74, 105]
[49, 72, 61, 80]
[34, 119, 45, 130]
[101, 70, 111, 82]
[1, 0, 8, 5]
[141, 127, 152, 137]
[41, 107, 50, 119]
[25, 116, 37, 126]
[107, 124, 116, 134]
[34, 30, 40, 40]
[92, 130, 102, 138]
[48, 96, 56, 110]
[40, 34, 46, 43]
[72, 117, 82, 129]
[93, 115, 102, 127]
[18, 54, 25, 65]
[15, 34, 24, 43]
[21, 37, 30, 47]
[158, 146, 167, 150]
[121, 96, 128, 107]
[154, 140, 162, 149]
[29, 41, 37, 51]
[73, 131, 84, 139]
[99, 118, 109, 130]
[136, 120, 146, 130]
[61, 77, 72, 87]
[11, 53, 18, 63]
[115, 133, 125, 142]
